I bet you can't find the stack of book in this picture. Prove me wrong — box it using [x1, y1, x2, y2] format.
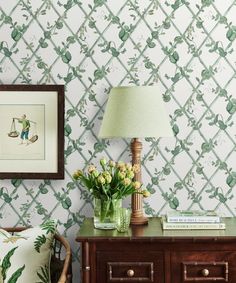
[161, 210, 225, 230]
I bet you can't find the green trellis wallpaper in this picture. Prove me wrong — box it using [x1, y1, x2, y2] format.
[1, 0, 236, 281]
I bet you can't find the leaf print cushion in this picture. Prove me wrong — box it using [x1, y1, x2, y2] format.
[0, 219, 57, 283]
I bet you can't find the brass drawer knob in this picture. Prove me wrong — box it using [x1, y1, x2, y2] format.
[201, 268, 209, 277]
[127, 269, 135, 277]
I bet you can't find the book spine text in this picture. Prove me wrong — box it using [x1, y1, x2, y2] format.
[162, 222, 225, 230]
[167, 217, 220, 223]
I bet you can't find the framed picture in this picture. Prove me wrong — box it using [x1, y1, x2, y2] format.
[0, 85, 64, 179]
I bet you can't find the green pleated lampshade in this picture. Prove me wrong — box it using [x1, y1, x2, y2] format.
[98, 86, 173, 138]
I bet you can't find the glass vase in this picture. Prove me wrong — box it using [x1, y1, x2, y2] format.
[94, 198, 122, 229]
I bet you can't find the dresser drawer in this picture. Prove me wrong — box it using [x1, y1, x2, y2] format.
[171, 251, 236, 283]
[182, 261, 228, 281]
[108, 261, 153, 282]
[96, 250, 164, 283]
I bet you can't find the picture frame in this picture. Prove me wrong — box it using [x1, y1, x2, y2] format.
[0, 84, 64, 179]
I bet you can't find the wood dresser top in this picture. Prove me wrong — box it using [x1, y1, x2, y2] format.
[76, 217, 236, 242]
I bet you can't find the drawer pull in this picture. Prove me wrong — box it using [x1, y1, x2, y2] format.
[201, 268, 209, 277]
[127, 269, 135, 277]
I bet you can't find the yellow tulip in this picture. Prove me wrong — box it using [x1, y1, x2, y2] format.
[142, 190, 150, 198]
[126, 170, 134, 179]
[123, 178, 131, 186]
[133, 181, 141, 190]
[73, 170, 83, 180]
[118, 171, 125, 180]
[100, 158, 107, 166]
[126, 163, 132, 171]
[88, 164, 96, 173]
[97, 175, 105, 184]
[109, 160, 116, 167]
[91, 170, 99, 178]
[105, 175, 112, 184]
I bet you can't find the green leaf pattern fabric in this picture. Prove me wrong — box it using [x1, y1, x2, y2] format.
[0, 220, 57, 283]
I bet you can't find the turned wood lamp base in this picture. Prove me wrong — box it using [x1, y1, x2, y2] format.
[131, 215, 148, 225]
[130, 138, 148, 225]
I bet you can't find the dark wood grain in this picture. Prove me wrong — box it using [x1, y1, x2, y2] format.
[76, 217, 236, 283]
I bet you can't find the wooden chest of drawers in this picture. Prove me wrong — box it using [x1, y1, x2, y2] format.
[76, 218, 236, 283]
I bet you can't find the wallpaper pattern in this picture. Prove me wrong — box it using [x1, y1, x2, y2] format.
[1, 0, 236, 281]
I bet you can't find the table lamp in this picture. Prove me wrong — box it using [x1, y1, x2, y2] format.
[98, 86, 173, 225]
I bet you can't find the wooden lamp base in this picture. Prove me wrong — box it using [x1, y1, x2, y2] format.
[130, 138, 148, 225]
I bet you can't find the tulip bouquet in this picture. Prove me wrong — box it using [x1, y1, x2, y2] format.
[73, 158, 150, 229]
[73, 158, 150, 201]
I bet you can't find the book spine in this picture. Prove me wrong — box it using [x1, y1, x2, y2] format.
[167, 216, 220, 223]
[162, 222, 225, 230]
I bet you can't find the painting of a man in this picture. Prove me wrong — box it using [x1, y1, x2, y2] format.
[16, 114, 30, 145]
[0, 104, 43, 160]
